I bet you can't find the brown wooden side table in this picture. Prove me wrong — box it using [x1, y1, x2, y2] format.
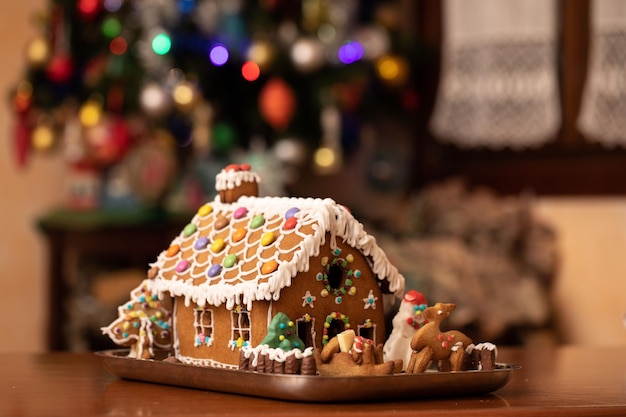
[37, 208, 189, 351]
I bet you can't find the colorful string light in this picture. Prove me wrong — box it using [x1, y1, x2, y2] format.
[241, 61, 260, 81]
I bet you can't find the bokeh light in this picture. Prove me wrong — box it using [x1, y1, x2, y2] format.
[173, 82, 195, 107]
[314, 146, 336, 168]
[140, 83, 170, 116]
[152, 33, 172, 55]
[209, 45, 229, 66]
[78, 0, 99, 19]
[375, 55, 409, 86]
[247, 41, 273, 70]
[27, 37, 49, 66]
[178, 0, 195, 13]
[102, 17, 122, 38]
[13, 81, 33, 113]
[337, 41, 364, 64]
[31, 125, 54, 150]
[79, 100, 102, 128]
[109, 37, 128, 55]
[103, 0, 123, 13]
[241, 61, 260, 81]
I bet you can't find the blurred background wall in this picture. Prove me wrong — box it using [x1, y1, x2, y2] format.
[1, 0, 66, 352]
[1, 0, 625, 353]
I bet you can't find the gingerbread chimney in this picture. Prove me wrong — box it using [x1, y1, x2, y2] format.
[215, 164, 260, 203]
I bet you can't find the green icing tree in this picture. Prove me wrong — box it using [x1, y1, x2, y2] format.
[261, 312, 305, 352]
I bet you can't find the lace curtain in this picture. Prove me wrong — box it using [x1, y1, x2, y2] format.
[429, 0, 560, 149]
[578, 0, 626, 147]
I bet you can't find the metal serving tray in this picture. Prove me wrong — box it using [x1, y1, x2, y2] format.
[97, 349, 519, 403]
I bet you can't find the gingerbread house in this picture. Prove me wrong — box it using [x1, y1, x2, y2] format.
[145, 164, 405, 369]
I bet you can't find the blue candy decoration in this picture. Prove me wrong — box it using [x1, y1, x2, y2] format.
[194, 236, 209, 250]
[207, 263, 222, 278]
[285, 207, 300, 219]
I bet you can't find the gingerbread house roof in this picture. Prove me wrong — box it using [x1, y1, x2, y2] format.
[150, 192, 405, 311]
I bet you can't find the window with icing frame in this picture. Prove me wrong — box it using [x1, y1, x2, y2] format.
[230, 308, 251, 348]
[193, 307, 214, 347]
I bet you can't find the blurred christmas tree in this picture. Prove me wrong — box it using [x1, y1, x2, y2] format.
[10, 0, 423, 211]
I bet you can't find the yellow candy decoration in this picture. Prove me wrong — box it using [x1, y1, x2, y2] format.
[198, 204, 213, 217]
[211, 238, 225, 253]
[261, 231, 275, 246]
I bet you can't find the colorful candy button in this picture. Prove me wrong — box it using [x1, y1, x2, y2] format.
[183, 223, 197, 237]
[283, 217, 297, 230]
[285, 207, 300, 219]
[232, 227, 247, 242]
[194, 236, 209, 250]
[261, 231, 275, 246]
[166, 244, 180, 257]
[240, 163, 251, 171]
[250, 214, 265, 229]
[214, 215, 229, 230]
[224, 164, 240, 172]
[261, 259, 278, 275]
[176, 259, 190, 273]
[207, 264, 222, 278]
[223, 254, 237, 268]
[233, 207, 248, 219]
[197, 204, 213, 217]
[211, 238, 225, 253]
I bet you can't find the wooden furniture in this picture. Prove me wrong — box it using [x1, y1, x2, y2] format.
[2, 346, 625, 416]
[38, 209, 188, 351]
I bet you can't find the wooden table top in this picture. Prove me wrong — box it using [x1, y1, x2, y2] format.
[2, 346, 625, 416]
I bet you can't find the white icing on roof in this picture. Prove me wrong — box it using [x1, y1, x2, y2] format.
[150, 195, 405, 310]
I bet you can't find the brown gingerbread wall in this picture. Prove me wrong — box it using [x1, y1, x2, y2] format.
[276, 237, 387, 349]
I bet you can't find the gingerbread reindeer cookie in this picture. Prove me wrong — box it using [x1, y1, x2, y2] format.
[406, 302, 472, 373]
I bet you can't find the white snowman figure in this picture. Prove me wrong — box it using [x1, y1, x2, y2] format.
[383, 290, 428, 371]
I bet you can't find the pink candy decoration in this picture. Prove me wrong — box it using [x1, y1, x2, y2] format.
[176, 259, 190, 273]
[234, 207, 248, 219]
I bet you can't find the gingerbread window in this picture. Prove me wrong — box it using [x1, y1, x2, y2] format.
[193, 308, 214, 347]
[229, 308, 251, 349]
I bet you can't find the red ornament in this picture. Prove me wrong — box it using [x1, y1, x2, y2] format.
[258, 78, 296, 131]
[77, 0, 100, 20]
[46, 54, 74, 83]
[84, 115, 131, 166]
[14, 114, 30, 168]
